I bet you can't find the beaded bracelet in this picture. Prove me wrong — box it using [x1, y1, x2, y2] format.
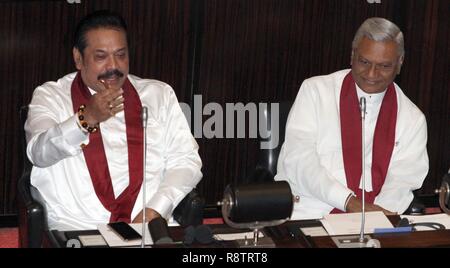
[77, 104, 99, 133]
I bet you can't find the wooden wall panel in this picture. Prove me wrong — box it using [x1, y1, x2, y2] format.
[396, 0, 450, 194]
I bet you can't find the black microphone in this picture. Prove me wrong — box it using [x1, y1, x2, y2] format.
[148, 217, 173, 244]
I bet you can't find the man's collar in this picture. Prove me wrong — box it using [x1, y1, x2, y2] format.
[355, 83, 386, 104]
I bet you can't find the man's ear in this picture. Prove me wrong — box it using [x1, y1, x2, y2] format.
[73, 47, 83, 70]
[397, 56, 404, 74]
[350, 50, 355, 66]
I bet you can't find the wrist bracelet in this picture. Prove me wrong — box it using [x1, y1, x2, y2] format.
[77, 104, 99, 133]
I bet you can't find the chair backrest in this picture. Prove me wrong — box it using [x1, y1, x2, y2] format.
[17, 105, 48, 247]
[173, 189, 205, 227]
[247, 101, 293, 182]
[19, 106, 32, 178]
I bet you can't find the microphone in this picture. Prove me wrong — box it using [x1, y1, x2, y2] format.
[359, 97, 366, 243]
[332, 97, 380, 248]
[148, 217, 173, 244]
[142, 106, 148, 128]
[141, 106, 148, 248]
[360, 97, 366, 120]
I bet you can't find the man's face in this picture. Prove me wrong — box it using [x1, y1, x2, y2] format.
[73, 28, 129, 92]
[351, 37, 403, 94]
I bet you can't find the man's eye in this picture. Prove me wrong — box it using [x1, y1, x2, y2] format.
[95, 55, 107, 60]
[359, 59, 369, 65]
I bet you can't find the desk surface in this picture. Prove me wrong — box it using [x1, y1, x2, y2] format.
[54, 216, 450, 248]
[311, 229, 450, 248]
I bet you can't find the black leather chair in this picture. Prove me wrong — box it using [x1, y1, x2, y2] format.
[246, 101, 424, 215]
[17, 106, 203, 247]
[405, 194, 425, 215]
[247, 101, 293, 183]
[17, 106, 56, 247]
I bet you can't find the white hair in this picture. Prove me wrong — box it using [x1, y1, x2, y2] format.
[352, 17, 404, 58]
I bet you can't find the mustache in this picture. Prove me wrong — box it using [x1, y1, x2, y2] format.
[97, 69, 124, 81]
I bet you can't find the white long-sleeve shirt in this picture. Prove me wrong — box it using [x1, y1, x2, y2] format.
[275, 69, 429, 220]
[25, 72, 203, 230]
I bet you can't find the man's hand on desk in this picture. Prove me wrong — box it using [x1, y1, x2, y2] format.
[132, 208, 162, 223]
[346, 196, 396, 216]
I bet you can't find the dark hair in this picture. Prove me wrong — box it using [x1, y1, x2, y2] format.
[74, 10, 128, 55]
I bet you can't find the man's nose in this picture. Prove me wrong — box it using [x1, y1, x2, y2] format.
[366, 64, 378, 79]
[106, 55, 118, 70]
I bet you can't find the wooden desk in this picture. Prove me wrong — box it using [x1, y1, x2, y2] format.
[54, 216, 450, 248]
[274, 216, 450, 248]
[310, 229, 450, 248]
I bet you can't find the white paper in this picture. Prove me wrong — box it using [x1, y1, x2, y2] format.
[97, 223, 153, 247]
[300, 226, 329, 237]
[401, 213, 450, 231]
[214, 232, 264, 241]
[320, 211, 393, 236]
[78, 235, 107, 247]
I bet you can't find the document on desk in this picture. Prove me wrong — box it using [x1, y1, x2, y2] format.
[300, 226, 329, 237]
[97, 223, 153, 247]
[320, 211, 393, 236]
[401, 213, 450, 231]
[214, 232, 264, 241]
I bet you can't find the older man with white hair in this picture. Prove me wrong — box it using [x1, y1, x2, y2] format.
[275, 17, 429, 220]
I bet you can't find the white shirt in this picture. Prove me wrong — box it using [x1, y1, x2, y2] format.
[355, 85, 386, 192]
[25, 72, 203, 230]
[275, 69, 429, 220]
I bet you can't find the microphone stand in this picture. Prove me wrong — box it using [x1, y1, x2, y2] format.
[332, 97, 380, 248]
[141, 106, 148, 248]
[359, 97, 366, 243]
